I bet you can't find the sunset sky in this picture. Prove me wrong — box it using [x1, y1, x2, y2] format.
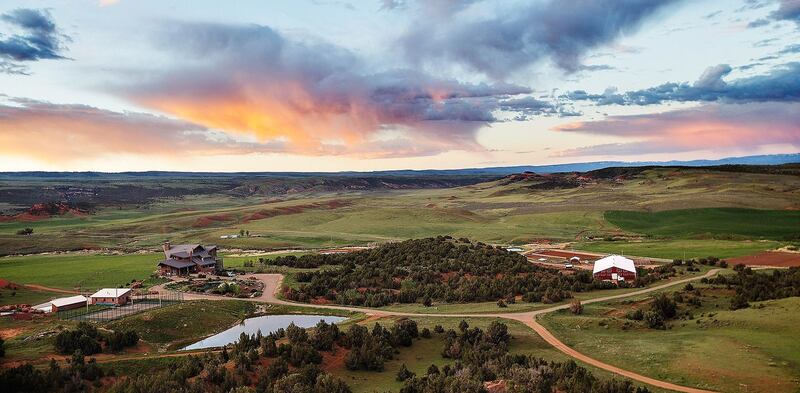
[0, 0, 798, 172]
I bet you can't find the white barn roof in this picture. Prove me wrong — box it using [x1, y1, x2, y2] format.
[592, 255, 636, 274]
[90, 288, 132, 298]
[51, 295, 88, 307]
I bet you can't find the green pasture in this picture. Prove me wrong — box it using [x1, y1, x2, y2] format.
[605, 208, 800, 240]
[540, 294, 800, 393]
[0, 253, 160, 290]
[576, 239, 781, 260]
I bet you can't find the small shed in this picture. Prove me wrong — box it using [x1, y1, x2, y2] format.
[89, 288, 132, 306]
[51, 295, 88, 312]
[569, 256, 581, 264]
[592, 255, 637, 281]
[33, 295, 89, 313]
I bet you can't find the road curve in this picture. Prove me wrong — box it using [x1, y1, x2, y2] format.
[155, 269, 720, 392]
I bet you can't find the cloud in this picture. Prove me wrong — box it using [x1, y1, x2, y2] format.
[379, 0, 405, 11]
[747, 18, 771, 28]
[400, 0, 681, 78]
[553, 102, 800, 156]
[0, 97, 278, 162]
[0, 8, 69, 74]
[115, 21, 550, 158]
[771, 0, 800, 23]
[567, 62, 800, 105]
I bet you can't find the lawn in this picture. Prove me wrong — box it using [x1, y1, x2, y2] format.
[105, 300, 256, 350]
[104, 300, 360, 351]
[540, 294, 800, 393]
[0, 253, 160, 291]
[0, 286, 62, 306]
[576, 239, 781, 260]
[605, 208, 800, 240]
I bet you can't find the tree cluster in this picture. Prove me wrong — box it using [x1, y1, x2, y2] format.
[279, 237, 632, 307]
[702, 266, 800, 309]
[1, 353, 105, 393]
[54, 322, 139, 355]
[401, 321, 649, 393]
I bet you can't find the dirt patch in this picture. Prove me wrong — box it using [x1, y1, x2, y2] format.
[727, 251, 800, 267]
[0, 327, 26, 340]
[0, 279, 21, 289]
[529, 249, 605, 260]
[192, 213, 234, 228]
[243, 200, 351, 222]
[320, 345, 350, 372]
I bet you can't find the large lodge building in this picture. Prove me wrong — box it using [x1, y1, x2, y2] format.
[157, 242, 223, 276]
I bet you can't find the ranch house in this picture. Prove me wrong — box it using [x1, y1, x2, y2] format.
[592, 255, 637, 282]
[157, 241, 224, 276]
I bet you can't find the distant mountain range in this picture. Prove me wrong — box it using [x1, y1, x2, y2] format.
[1, 153, 798, 179]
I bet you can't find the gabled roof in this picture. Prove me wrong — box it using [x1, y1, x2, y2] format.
[592, 255, 636, 274]
[166, 244, 218, 259]
[159, 259, 196, 269]
[90, 288, 132, 298]
[51, 295, 88, 307]
[193, 256, 218, 266]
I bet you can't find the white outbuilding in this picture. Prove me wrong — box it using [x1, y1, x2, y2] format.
[592, 255, 637, 281]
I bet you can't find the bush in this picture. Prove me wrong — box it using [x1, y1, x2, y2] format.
[625, 309, 644, 321]
[54, 323, 102, 355]
[651, 293, 677, 319]
[396, 364, 415, 381]
[16, 228, 33, 236]
[644, 311, 665, 329]
[496, 299, 507, 308]
[569, 299, 583, 315]
[420, 328, 431, 339]
[730, 295, 750, 310]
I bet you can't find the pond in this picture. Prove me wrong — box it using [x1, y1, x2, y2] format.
[181, 314, 347, 350]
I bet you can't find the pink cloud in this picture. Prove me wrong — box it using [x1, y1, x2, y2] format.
[554, 102, 800, 156]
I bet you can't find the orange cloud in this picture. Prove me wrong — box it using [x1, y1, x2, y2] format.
[0, 98, 269, 162]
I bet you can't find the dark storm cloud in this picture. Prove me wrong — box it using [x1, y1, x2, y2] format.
[566, 62, 800, 105]
[400, 0, 682, 78]
[0, 8, 69, 74]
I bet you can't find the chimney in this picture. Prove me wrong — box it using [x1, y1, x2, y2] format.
[163, 240, 171, 258]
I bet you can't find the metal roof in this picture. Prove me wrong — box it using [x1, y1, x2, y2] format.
[51, 295, 88, 307]
[592, 255, 636, 274]
[89, 288, 132, 298]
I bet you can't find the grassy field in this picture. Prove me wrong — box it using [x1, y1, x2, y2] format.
[0, 253, 160, 291]
[576, 239, 781, 259]
[104, 300, 360, 351]
[1, 167, 798, 255]
[540, 292, 800, 393]
[0, 286, 62, 306]
[605, 208, 800, 240]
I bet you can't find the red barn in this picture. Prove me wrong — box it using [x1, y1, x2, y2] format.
[592, 255, 637, 282]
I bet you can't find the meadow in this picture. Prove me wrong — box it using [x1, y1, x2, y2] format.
[1, 166, 798, 257]
[605, 208, 800, 240]
[539, 290, 800, 393]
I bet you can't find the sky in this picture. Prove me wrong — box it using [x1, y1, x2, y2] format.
[0, 0, 798, 172]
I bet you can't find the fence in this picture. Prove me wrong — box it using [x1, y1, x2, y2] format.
[58, 291, 183, 322]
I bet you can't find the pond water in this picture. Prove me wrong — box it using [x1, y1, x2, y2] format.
[181, 314, 347, 350]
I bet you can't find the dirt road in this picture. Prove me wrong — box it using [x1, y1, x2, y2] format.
[153, 269, 720, 392]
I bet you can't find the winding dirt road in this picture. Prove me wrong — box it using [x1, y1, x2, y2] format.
[154, 269, 720, 392]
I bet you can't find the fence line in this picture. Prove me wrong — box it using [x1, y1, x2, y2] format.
[58, 291, 183, 322]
